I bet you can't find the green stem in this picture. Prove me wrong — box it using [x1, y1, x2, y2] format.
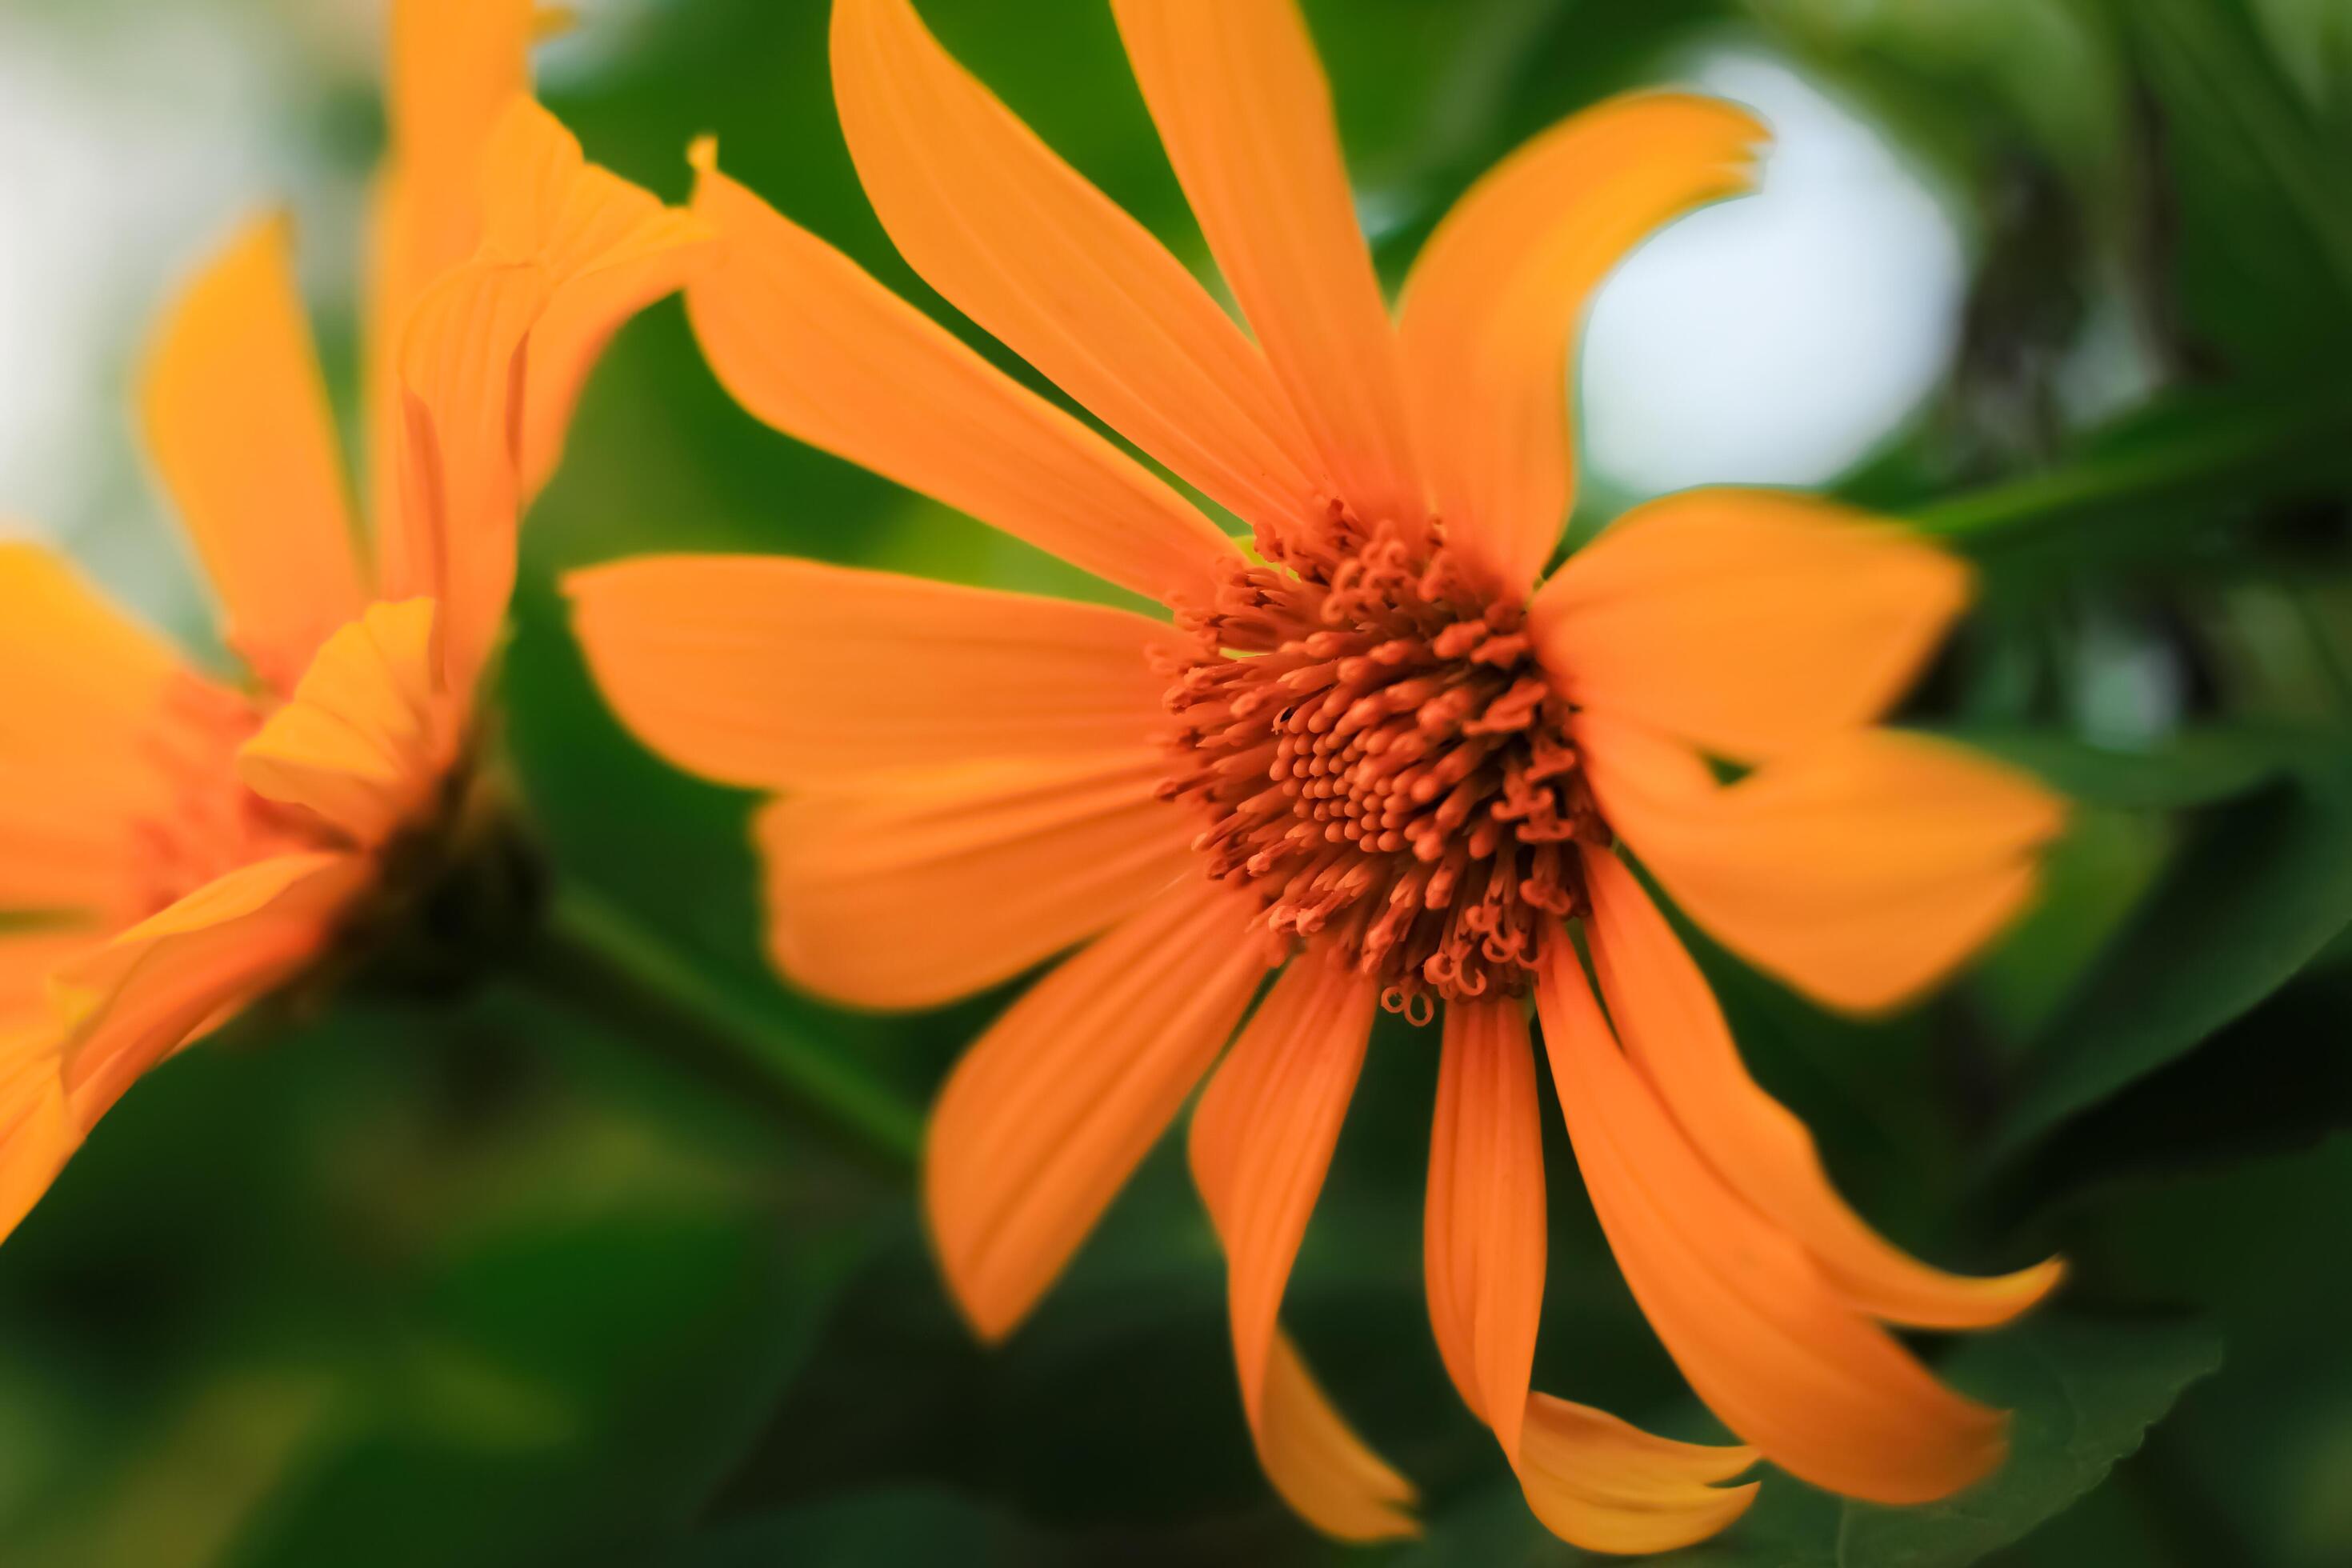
[519, 884, 922, 1170]
[1911, 383, 2352, 545]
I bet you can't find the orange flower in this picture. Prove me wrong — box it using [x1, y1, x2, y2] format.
[570, 0, 2068, 1550]
[0, 2, 702, 1247]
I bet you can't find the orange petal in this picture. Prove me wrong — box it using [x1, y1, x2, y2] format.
[1111, 0, 1421, 532]
[1581, 848, 2063, 1330]
[1581, 717, 2068, 1014]
[1531, 489, 1971, 762]
[53, 851, 366, 1131]
[567, 555, 1180, 790]
[1399, 95, 1764, 594]
[473, 98, 711, 499]
[138, 214, 368, 693]
[924, 878, 1266, 1339]
[1512, 1396, 1760, 1555]
[238, 600, 458, 848]
[1536, 939, 2010, 1505]
[755, 749, 1194, 1010]
[685, 147, 1236, 606]
[1425, 999, 1546, 1455]
[1429, 997, 1756, 1553]
[391, 258, 551, 690]
[830, 0, 1330, 537]
[0, 543, 197, 760]
[1186, 960, 1408, 1542]
[365, 0, 537, 526]
[1257, 1332, 1421, 1543]
[0, 1041, 77, 1249]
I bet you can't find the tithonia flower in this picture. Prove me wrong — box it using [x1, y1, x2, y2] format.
[570, 0, 2068, 1550]
[0, 1, 703, 1245]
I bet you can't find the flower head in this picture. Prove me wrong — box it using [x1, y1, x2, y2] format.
[571, 0, 2067, 1550]
[0, 2, 703, 1247]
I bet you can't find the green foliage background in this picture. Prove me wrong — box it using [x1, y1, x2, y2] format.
[5, 0, 2352, 1563]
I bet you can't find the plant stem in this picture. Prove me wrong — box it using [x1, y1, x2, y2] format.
[519, 883, 922, 1170]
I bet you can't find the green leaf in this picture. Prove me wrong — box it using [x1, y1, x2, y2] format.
[1939, 725, 2306, 810]
[1994, 774, 2352, 1160]
[679, 1487, 1031, 1568]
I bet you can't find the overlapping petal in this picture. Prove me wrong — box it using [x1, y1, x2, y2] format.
[1580, 848, 2063, 1329]
[1531, 489, 1971, 762]
[1428, 998, 1757, 1552]
[568, 556, 1182, 790]
[1536, 938, 2010, 1504]
[830, 0, 1330, 536]
[756, 749, 1194, 1010]
[138, 214, 367, 693]
[1400, 95, 1764, 594]
[0, 1042, 75, 1249]
[925, 878, 1265, 1340]
[1111, 0, 1421, 534]
[684, 148, 1237, 606]
[1187, 959, 1410, 1542]
[1580, 718, 2067, 1014]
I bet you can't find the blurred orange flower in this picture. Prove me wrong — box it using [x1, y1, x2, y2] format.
[571, 0, 2066, 1550]
[0, 2, 702, 1248]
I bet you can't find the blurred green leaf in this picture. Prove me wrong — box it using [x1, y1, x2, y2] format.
[679, 1487, 1031, 1568]
[1940, 723, 2306, 808]
[1995, 772, 2352, 1159]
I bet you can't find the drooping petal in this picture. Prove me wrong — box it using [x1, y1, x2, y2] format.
[1580, 718, 2068, 1015]
[238, 599, 458, 848]
[1535, 938, 2010, 1505]
[138, 214, 368, 693]
[1186, 959, 1409, 1542]
[366, 0, 537, 526]
[755, 749, 1194, 1010]
[567, 555, 1182, 790]
[1580, 847, 2062, 1330]
[830, 0, 1330, 536]
[1398, 94, 1764, 594]
[472, 98, 712, 498]
[1429, 996, 1757, 1553]
[1425, 999, 1546, 1455]
[924, 878, 1266, 1340]
[53, 851, 366, 1132]
[685, 147, 1237, 606]
[390, 258, 550, 690]
[1531, 489, 1971, 762]
[1111, 0, 1422, 533]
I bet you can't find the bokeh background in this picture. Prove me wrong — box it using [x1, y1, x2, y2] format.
[4, 0, 2352, 1562]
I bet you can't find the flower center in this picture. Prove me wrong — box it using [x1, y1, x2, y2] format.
[1159, 509, 1608, 1018]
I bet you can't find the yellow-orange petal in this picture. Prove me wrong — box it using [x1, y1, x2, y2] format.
[1186, 960, 1408, 1541]
[830, 0, 1330, 537]
[1580, 717, 2068, 1015]
[1258, 1332, 1421, 1543]
[567, 555, 1181, 790]
[238, 599, 457, 849]
[54, 851, 366, 1131]
[138, 214, 368, 694]
[756, 749, 1194, 1010]
[366, 0, 537, 527]
[1425, 998, 1546, 1454]
[1111, 0, 1421, 534]
[391, 257, 551, 690]
[1536, 940, 2009, 1505]
[1399, 94, 1764, 595]
[685, 148, 1237, 607]
[1531, 489, 1971, 762]
[0, 1042, 77, 1250]
[0, 543, 194, 761]
[1513, 1396, 1760, 1555]
[1429, 997, 1756, 1553]
[1580, 848, 2063, 1330]
[924, 878, 1266, 1340]
[472, 98, 711, 499]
